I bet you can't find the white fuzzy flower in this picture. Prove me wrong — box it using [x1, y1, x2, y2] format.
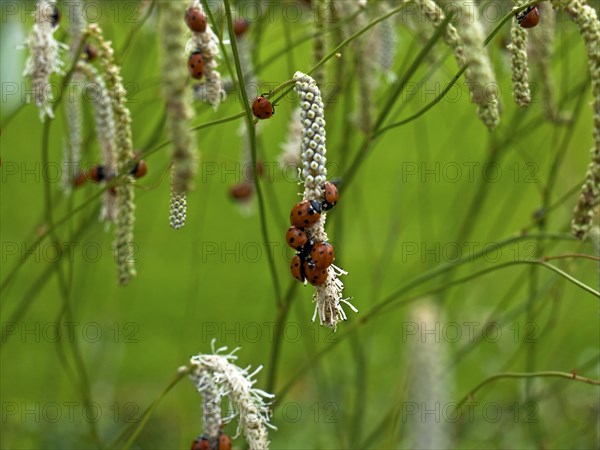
[188, 342, 275, 450]
[294, 71, 357, 330]
[23, 0, 67, 122]
[169, 185, 187, 230]
[188, 0, 225, 110]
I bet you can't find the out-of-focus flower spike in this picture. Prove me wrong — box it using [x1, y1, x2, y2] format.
[23, 0, 67, 122]
[87, 23, 136, 285]
[548, 1, 599, 238]
[437, 0, 501, 130]
[188, 343, 275, 450]
[187, 0, 225, 110]
[508, 1, 532, 106]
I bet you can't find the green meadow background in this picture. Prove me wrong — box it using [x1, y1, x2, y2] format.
[1, 1, 599, 449]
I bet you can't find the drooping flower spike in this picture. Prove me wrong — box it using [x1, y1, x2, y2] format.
[185, 342, 275, 450]
[291, 71, 357, 330]
[23, 0, 67, 122]
[508, 0, 532, 106]
[548, 0, 600, 238]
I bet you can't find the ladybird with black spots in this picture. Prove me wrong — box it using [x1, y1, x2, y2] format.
[218, 433, 232, 450]
[517, 5, 539, 28]
[188, 51, 205, 80]
[252, 95, 274, 120]
[190, 436, 211, 450]
[229, 181, 253, 202]
[290, 254, 306, 282]
[304, 260, 328, 286]
[310, 242, 334, 270]
[88, 164, 107, 183]
[130, 159, 148, 179]
[321, 181, 339, 210]
[185, 7, 208, 33]
[286, 226, 308, 251]
[290, 200, 322, 228]
[233, 19, 250, 37]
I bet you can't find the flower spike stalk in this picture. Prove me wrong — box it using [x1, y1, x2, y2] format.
[88, 24, 136, 285]
[23, 0, 67, 122]
[294, 71, 357, 330]
[549, 0, 600, 238]
[186, 342, 275, 450]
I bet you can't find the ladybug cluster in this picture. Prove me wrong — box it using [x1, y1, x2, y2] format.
[73, 159, 147, 188]
[191, 432, 232, 450]
[185, 7, 208, 80]
[286, 181, 339, 286]
[516, 5, 539, 28]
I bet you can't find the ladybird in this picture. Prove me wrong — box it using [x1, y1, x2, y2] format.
[233, 19, 250, 37]
[517, 5, 539, 28]
[190, 436, 211, 450]
[290, 199, 321, 228]
[218, 433, 232, 450]
[321, 181, 339, 210]
[73, 171, 87, 188]
[130, 159, 148, 179]
[84, 44, 97, 61]
[49, 5, 61, 28]
[290, 254, 306, 282]
[188, 51, 205, 80]
[229, 181, 253, 201]
[310, 242, 335, 269]
[89, 164, 107, 182]
[251, 96, 274, 120]
[285, 226, 308, 251]
[185, 7, 208, 33]
[304, 260, 328, 286]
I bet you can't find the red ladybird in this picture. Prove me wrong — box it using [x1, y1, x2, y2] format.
[310, 242, 335, 269]
[321, 181, 339, 210]
[218, 433, 232, 450]
[130, 159, 148, 179]
[185, 7, 208, 33]
[188, 51, 205, 80]
[229, 181, 253, 201]
[88, 164, 107, 183]
[517, 5, 539, 28]
[50, 5, 61, 28]
[233, 19, 250, 37]
[252, 96, 274, 120]
[290, 200, 321, 228]
[304, 261, 328, 286]
[73, 171, 87, 188]
[290, 255, 305, 282]
[190, 436, 211, 450]
[286, 226, 308, 251]
[84, 44, 97, 61]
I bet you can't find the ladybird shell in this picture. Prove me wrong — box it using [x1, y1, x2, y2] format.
[50, 5, 61, 28]
[304, 261, 328, 286]
[229, 182, 253, 201]
[251, 96, 274, 120]
[84, 44, 97, 61]
[322, 181, 339, 210]
[290, 200, 321, 228]
[233, 19, 250, 37]
[218, 433, 232, 450]
[73, 171, 87, 188]
[131, 160, 148, 179]
[290, 255, 305, 282]
[518, 6, 539, 28]
[310, 242, 335, 269]
[185, 7, 208, 33]
[286, 226, 308, 251]
[89, 165, 106, 182]
[188, 51, 205, 80]
[191, 437, 211, 450]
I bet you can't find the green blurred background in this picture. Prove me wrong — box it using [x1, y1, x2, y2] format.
[1, 1, 599, 449]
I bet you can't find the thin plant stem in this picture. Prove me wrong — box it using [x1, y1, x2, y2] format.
[455, 371, 600, 411]
[223, 0, 282, 306]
